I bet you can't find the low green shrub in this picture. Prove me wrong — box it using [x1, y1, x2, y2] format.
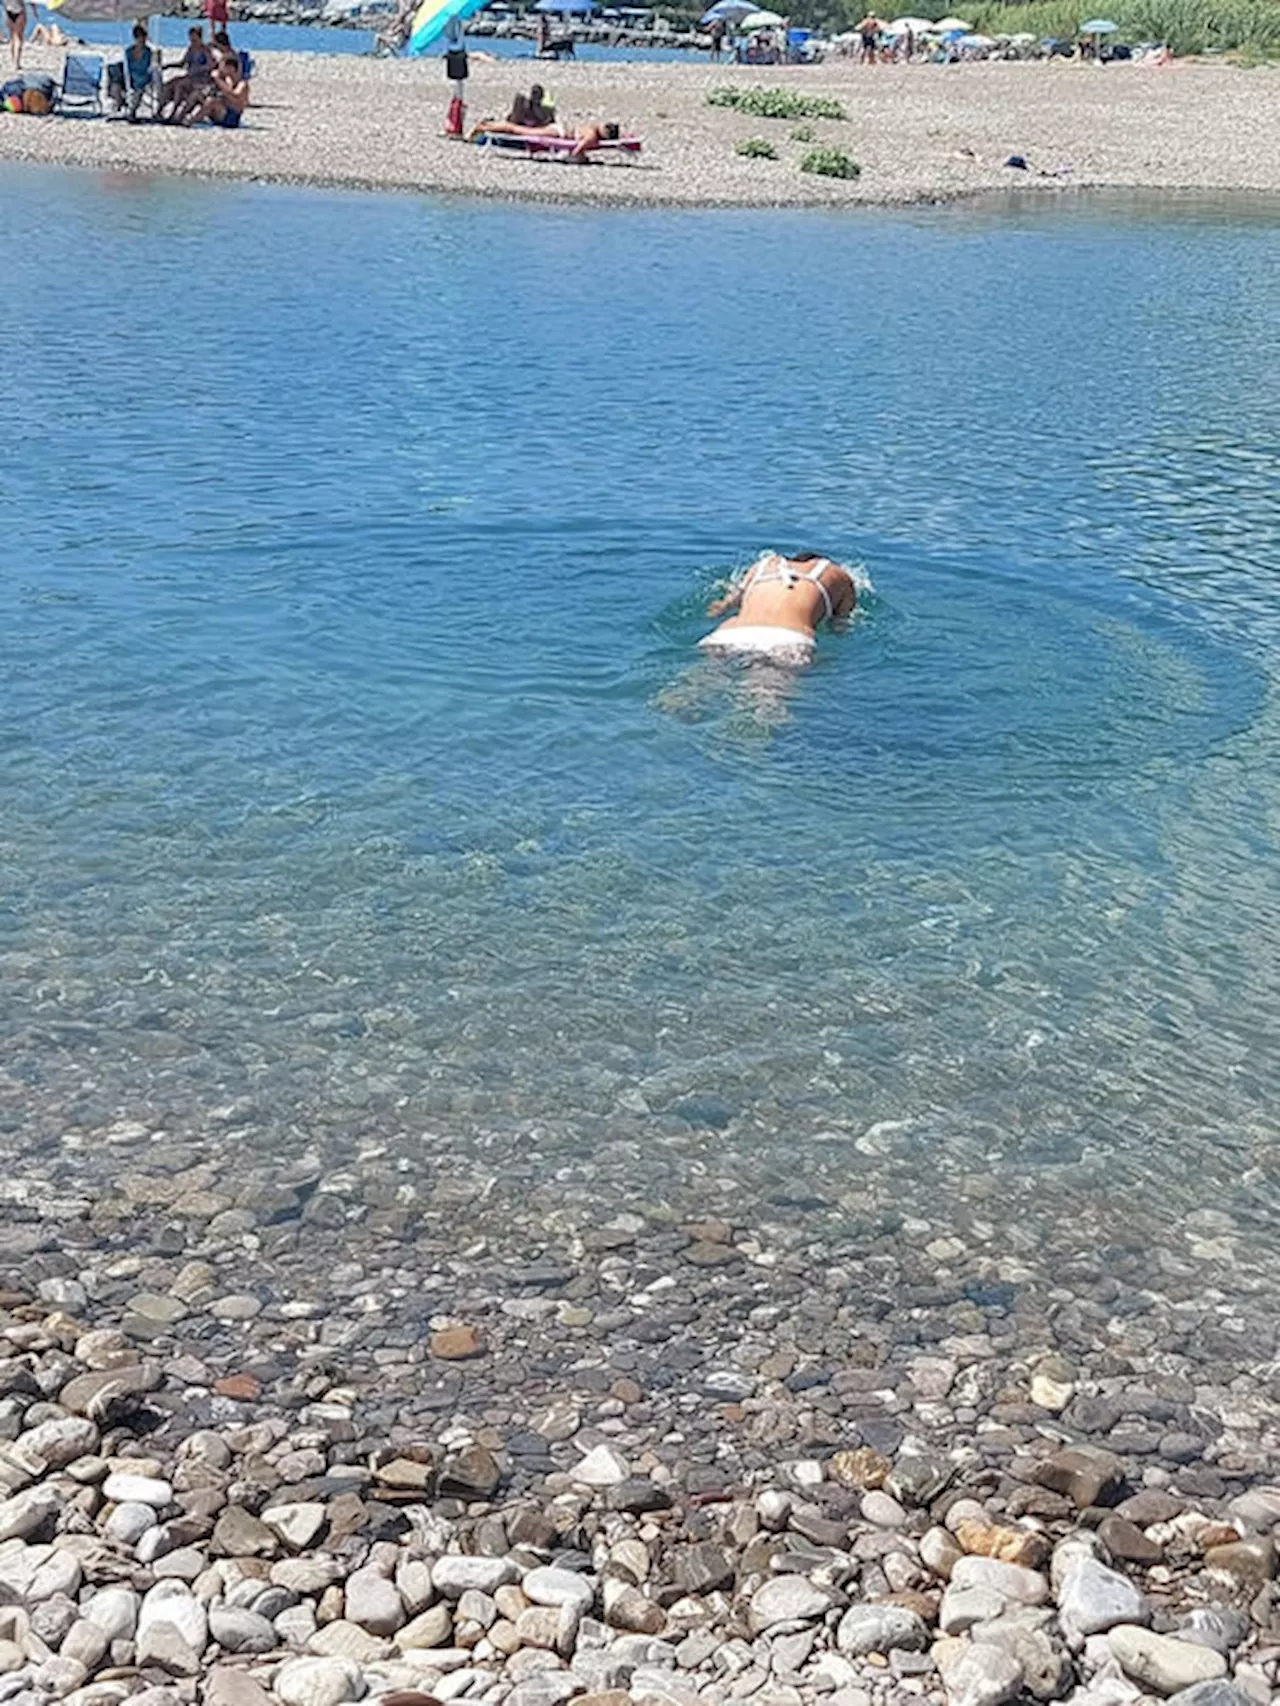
[736, 135, 779, 158]
[791, 123, 816, 141]
[799, 145, 861, 178]
[707, 85, 847, 120]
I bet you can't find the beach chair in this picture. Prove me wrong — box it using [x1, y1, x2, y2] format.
[57, 54, 104, 116]
[473, 130, 642, 162]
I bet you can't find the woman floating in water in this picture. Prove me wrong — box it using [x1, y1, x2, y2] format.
[699, 550, 859, 664]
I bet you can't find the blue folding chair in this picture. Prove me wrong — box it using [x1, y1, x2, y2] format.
[57, 54, 104, 116]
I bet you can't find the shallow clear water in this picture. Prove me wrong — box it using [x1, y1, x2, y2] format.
[1, 166, 1278, 1272]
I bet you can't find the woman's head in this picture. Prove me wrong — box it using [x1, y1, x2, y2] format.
[132, 22, 147, 40]
[603, 121, 620, 139]
[529, 82, 544, 102]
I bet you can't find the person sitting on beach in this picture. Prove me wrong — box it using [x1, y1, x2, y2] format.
[157, 26, 214, 121]
[506, 84, 554, 126]
[699, 550, 859, 664]
[185, 45, 248, 127]
[124, 22, 154, 120]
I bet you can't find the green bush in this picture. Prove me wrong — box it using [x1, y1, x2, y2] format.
[707, 85, 847, 120]
[791, 123, 816, 141]
[800, 145, 861, 178]
[967, 0, 1280, 55]
[736, 135, 779, 158]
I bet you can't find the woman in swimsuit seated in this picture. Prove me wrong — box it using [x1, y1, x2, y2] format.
[699, 550, 858, 664]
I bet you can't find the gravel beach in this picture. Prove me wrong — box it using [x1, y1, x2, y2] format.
[2, 52, 1280, 206]
[0, 1118, 1279, 1706]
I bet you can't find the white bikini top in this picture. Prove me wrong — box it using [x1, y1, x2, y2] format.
[744, 554, 839, 624]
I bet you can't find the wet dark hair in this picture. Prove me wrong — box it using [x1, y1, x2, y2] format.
[792, 550, 823, 562]
[603, 121, 620, 139]
[530, 82, 544, 100]
[132, 22, 146, 37]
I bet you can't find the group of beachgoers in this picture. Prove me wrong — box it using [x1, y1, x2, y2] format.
[469, 82, 623, 156]
[142, 24, 250, 126]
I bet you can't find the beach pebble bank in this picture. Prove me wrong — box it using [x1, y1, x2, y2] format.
[0, 1123, 1278, 1706]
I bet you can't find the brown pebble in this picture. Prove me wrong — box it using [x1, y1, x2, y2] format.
[1198, 1523, 1243, 1551]
[683, 1219, 733, 1244]
[429, 1325, 486, 1360]
[830, 1446, 891, 1490]
[683, 1241, 739, 1267]
[1098, 1514, 1164, 1565]
[610, 1377, 643, 1405]
[954, 1516, 1049, 1570]
[213, 1374, 262, 1402]
[380, 1695, 442, 1706]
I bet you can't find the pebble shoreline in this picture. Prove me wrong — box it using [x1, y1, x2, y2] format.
[2, 55, 1280, 207]
[1, 1121, 1279, 1706]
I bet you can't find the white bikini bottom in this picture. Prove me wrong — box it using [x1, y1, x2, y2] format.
[698, 624, 816, 664]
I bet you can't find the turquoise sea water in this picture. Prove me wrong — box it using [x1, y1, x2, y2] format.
[1, 167, 1278, 1257]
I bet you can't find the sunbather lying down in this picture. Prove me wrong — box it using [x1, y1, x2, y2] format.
[470, 117, 624, 157]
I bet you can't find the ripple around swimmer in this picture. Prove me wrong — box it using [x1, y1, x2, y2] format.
[1, 168, 1279, 1288]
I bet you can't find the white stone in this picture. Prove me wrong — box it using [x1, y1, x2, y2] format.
[748, 1575, 831, 1634]
[431, 1556, 518, 1598]
[936, 1640, 1024, 1706]
[396, 1558, 435, 1615]
[1107, 1626, 1227, 1695]
[395, 1604, 454, 1650]
[950, 1556, 1049, 1607]
[940, 1584, 1007, 1635]
[102, 1473, 172, 1509]
[264, 1503, 328, 1551]
[273, 1656, 365, 1706]
[343, 1569, 404, 1635]
[861, 1490, 907, 1527]
[521, 1567, 596, 1612]
[571, 1445, 630, 1488]
[1030, 1372, 1074, 1412]
[0, 1486, 60, 1543]
[138, 1582, 208, 1654]
[836, 1605, 929, 1655]
[104, 1501, 157, 1545]
[29, 1548, 83, 1601]
[1058, 1558, 1148, 1642]
[16, 1419, 100, 1472]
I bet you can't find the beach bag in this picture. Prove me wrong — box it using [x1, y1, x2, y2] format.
[445, 46, 468, 81]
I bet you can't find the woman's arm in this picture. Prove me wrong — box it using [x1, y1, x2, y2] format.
[706, 583, 744, 619]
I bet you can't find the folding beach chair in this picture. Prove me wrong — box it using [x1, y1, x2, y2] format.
[57, 54, 104, 116]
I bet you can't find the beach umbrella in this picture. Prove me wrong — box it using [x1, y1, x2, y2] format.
[739, 7, 783, 26]
[702, 0, 757, 19]
[932, 14, 971, 28]
[887, 13, 933, 28]
[1079, 15, 1118, 26]
[407, 0, 492, 52]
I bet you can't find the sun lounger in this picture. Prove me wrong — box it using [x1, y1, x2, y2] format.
[472, 130, 642, 161]
[57, 54, 104, 117]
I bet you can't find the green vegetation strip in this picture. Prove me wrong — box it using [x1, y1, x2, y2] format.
[707, 86, 848, 120]
[967, 0, 1280, 54]
[799, 146, 861, 178]
[735, 136, 780, 158]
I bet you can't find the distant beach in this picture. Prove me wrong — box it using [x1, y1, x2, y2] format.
[3, 50, 1280, 206]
